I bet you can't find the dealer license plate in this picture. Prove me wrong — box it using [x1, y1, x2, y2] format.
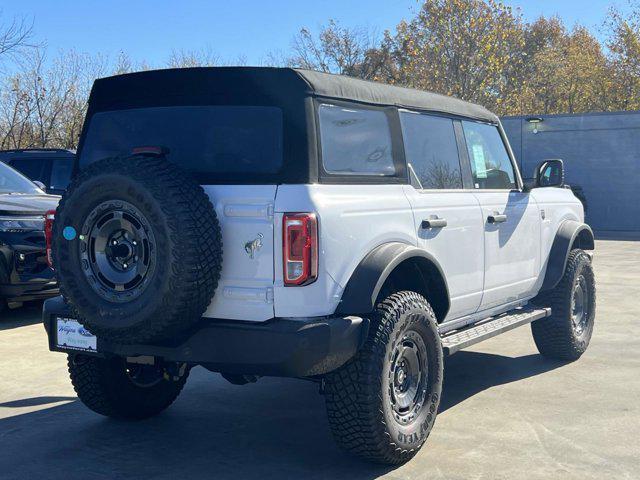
[56, 318, 97, 352]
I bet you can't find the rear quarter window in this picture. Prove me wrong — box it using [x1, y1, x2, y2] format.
[318, 104, 395, 176]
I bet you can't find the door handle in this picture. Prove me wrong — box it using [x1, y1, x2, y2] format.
[421, 217, 447, 229]
[487, 213, 507, 224]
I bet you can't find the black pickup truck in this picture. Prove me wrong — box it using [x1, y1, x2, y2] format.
[0, 161, 59, 312]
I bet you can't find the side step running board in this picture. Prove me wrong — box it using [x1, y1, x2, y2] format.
[440, 307, 551, 356]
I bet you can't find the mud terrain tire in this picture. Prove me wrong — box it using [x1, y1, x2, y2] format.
[68, 354, 189, 419]
[324, 291, 443, 465]
[532, 249, 595, 360]
[52, 156, 222, 344]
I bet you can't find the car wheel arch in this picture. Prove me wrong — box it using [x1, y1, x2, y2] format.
[540, 220, 594, 292]
[334, 242, 450, 322]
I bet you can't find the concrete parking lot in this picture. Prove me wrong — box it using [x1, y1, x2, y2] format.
[1, 239, 638, 479]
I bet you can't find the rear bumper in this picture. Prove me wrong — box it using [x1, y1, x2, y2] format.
[43, 296, 368, 378]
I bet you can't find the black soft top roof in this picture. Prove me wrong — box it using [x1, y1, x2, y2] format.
[88, 67, 497, 123]
[297, 69, 497, 122]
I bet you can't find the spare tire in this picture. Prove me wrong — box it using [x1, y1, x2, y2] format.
[52, 156, 222, 344]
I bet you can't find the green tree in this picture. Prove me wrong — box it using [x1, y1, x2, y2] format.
[604, 2, 640, 110]
[516, 24, 609, 114]
[386, 0, 526, 113]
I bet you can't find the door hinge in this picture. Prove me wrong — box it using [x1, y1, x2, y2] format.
[265, 288, 274, 304]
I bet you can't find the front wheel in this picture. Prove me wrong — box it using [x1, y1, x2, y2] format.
[532, 249, 596, 360]
[324, 291, 444, 465]
[68, 355, 189, 419]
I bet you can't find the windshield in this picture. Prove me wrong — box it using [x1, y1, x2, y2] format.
[79, 106, 283, 181]
[0, 161, 42, 194]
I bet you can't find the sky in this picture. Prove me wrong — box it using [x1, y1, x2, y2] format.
[0, 0, 630, 67]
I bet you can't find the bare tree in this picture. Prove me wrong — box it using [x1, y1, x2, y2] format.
[166, 47, 246, 68]
[167, 46, 221, 68]
[0, 13, 35, 64]
[288, 20, 383, 79]
[0, 48, 107, 149]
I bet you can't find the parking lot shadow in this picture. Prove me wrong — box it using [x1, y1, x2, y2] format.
[441, 350, 563, 412]
[0, 302, 43, 331]
[0, 350, 564, 480]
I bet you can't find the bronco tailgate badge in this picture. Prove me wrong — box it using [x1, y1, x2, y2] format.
[244, 233, 263, 259]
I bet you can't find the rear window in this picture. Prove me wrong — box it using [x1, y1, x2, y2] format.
[318, 104, 395, 176]
[79, 106, 283, 179]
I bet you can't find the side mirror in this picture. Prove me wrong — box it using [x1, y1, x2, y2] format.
[33, 180, 46, 191]
[535, 159, 564, 188]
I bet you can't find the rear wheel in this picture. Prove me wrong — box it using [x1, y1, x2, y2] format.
[324, 291, 443, 465]
[68, 355, 189, 419]
[532, 249, 596, 360]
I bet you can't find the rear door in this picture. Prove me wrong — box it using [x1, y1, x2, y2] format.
[461, 120, 541, 310]
[400, 110, 485, 320]
[202, 185, 277, 321]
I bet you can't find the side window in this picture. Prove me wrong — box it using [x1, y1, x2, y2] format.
[50, 158, 74, 190]
[462, 121, 516, 190]
[318, 103, 395, 176]
[7, 158, 46, 183]
[399, 111, 462, 189]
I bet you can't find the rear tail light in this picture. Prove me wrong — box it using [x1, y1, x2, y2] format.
[283, 213, 318, 286]
[44, 210, 55, 268]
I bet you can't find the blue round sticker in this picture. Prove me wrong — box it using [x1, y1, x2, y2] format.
[63, 226, 77, 241]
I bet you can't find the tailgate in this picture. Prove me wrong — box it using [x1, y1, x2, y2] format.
[201, 185, 277, 321]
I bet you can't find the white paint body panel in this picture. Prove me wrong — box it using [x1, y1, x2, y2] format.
[201, 185, 277, 321]
[473, 190, 541, 309]
[402, 186, 485, 320]
[529, 186, 584, 292]
[199, 182, 583, 323]
[273, 184, 416, 318]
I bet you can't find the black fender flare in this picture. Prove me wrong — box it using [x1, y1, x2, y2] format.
[335, 242, 450, 317]
[540, 220, 595, 291]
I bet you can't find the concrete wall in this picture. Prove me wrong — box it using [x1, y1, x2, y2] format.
[502, 111, 640, 232]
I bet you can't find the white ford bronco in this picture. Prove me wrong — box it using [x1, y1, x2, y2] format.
[43, 67, 595, 465]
